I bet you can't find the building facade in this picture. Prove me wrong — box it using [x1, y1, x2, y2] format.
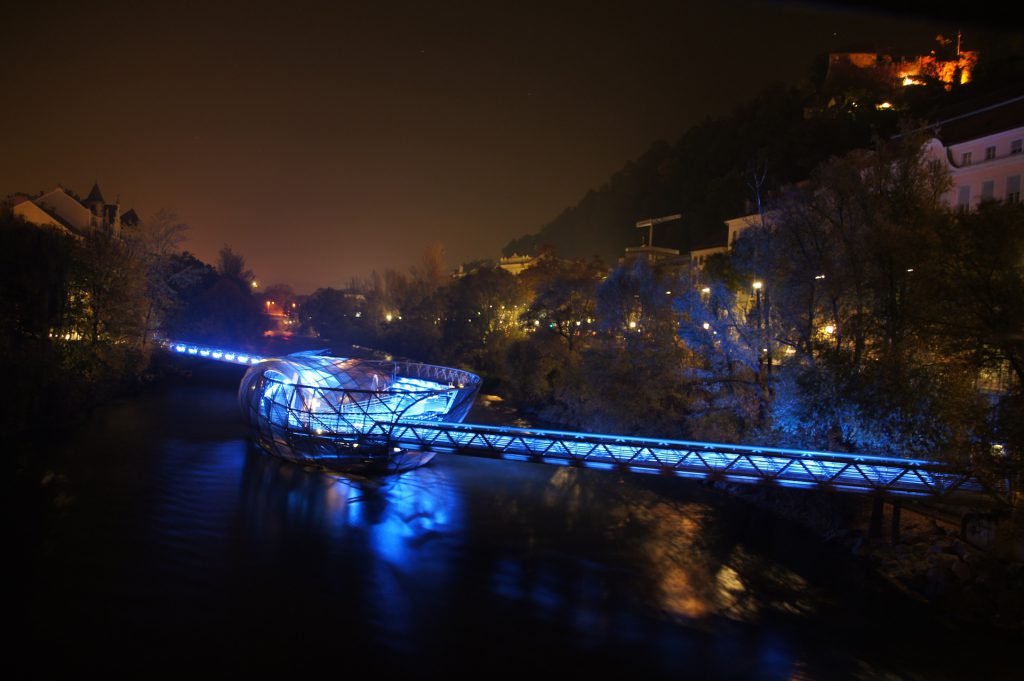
[922, 97, 1024, 210]
[11, 183, 135, 237]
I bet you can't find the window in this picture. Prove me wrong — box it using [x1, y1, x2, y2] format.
[1012, 139, 1022, 155]
[1008, 175, 1021, 204]
[985, 145, 996, 160]
[981, 180, 995, 201]
[962, 151, 972, 166]
[957, 185, 971, 209]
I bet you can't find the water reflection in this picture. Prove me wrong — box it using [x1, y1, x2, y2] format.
[16, 370, 1018, 679]
[238, 447, 463, 560]
[237, 447, 465, 647]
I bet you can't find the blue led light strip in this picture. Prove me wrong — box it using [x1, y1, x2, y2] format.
[161, 339, 266, 366]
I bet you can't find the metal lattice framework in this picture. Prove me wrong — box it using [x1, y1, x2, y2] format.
[376, 422, 1010, 503]
[236, 350, 480, 472]
[164, 340, 1011, 504]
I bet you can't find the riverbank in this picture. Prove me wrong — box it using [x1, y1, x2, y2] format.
[850, 504, 1024, 634]
[716, 481, 1024, 636]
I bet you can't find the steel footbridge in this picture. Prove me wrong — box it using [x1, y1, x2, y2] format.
[164, 340, 1012, 506]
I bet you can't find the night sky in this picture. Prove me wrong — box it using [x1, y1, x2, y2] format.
[0, 1, 983, 292]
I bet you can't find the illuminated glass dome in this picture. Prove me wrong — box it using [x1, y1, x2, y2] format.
[239, 351, 481, 472]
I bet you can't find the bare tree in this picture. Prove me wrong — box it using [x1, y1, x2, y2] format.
[134, 209, 191, 344]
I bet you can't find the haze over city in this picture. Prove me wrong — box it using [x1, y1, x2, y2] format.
[0, 0, 984, 291]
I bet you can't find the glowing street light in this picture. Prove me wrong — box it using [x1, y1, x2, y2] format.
[251, 281, 259, 288]
[752, 281, 763, 290]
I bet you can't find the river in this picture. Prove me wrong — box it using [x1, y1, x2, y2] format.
[11, 352, 1018, 678]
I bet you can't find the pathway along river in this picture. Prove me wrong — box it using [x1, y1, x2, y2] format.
[12, 351, 1019, 678]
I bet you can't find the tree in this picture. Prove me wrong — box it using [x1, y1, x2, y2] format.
[442, 267, 527, 371]
[926, 201, 1024, 471]
[521, 257, 604, 354]
[734, 133, 984, 457]
[72, 229, 147, 345]
[301, 287, 362, 341]
[133, 209, 191, 344]
[598, 257, 678, 341]
[0, 217, 74, 338]
[926, 201, 1024, 388]
[217, 245, 254, 286]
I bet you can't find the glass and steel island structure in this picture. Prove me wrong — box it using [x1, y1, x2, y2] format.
[238, 350, 481, 472]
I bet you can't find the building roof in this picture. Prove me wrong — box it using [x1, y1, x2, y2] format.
[120, 208, 140, 226]
[19, 198, 85, 237]
[85, 182, 105, 204]
[929, 95, 1024, 146]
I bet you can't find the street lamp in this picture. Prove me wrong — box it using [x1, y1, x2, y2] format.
[752, 281, 770, 391]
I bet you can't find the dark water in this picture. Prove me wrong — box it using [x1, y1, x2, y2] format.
[12, 361, 1018, 678]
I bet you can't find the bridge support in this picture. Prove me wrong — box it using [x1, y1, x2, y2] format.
[869, 497, 884, 539]
[868, 497, 902, 543]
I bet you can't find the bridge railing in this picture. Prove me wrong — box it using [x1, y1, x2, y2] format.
[375, 420, 1012, 505]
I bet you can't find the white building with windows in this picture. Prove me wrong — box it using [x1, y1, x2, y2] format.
[923, 96, 1024, 209]
[685, 96, 1023, 271]
[688, 213, 765, 269]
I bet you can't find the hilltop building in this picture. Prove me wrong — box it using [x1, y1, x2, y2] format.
[10, 183, 136, 237]
[497, 253, 540, 275]
[824, 38, 978, 92]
